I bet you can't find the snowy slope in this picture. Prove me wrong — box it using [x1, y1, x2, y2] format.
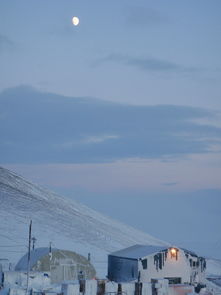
[1, 166, 220, 278]
[0, 166, 167, 276]
[206, 259, 221, 276]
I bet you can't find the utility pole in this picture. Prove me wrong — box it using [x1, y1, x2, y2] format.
[26, 220, 32, 295]
[49, 242, 52, 253]
[32, 237, 36, 250]
[49, 242, 52, 273]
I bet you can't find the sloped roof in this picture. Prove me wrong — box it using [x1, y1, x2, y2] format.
[181, 248, 198, 257]
[15, 247, 56, 271]
[110, 245, 168, 259]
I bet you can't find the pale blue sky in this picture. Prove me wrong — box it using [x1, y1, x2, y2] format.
[1, 1, 221, 260]
[1, 0, 221, 107]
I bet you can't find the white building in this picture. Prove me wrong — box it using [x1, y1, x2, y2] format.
[108, 245, 206, 285]
[1, 271, 51, 289]
[0, 259, 11, 272]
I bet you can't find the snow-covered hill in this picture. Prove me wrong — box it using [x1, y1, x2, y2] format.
[206, 259, 221, 277]
[1, 166, 220, 278]
[0, 166, 167, 276]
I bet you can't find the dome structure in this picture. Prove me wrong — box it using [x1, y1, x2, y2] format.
[15, 247, 96, 283]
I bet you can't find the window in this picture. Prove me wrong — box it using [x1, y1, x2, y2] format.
[142, 259, 147, 269]
[165, 277, 181, 284]
[131, 266, 135, 278]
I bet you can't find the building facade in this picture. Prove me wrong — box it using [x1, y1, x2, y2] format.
[108, 245, 206, 285]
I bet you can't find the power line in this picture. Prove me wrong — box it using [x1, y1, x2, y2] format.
[0, 250, 26, 253]
[0, 233, 27, 243]
[0, 245, 27, 248]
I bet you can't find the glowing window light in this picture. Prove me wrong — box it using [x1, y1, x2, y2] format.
[170, 247, 178, 259]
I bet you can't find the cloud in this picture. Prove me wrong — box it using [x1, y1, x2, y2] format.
[0, 86, 221, 164]
[84, 135, 119, 144]
[162, 182, 178, 187]
[0, 34, 14, 52]
[57, 135, 120, 149]
[49, 24, 77, 38]
[125, 6, 168, 27]
[97, 53, 197, 74]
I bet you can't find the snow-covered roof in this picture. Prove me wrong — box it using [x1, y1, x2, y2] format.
[110, 245, 168, 259]
[15, 247, 54, 271]
[181, 248, 198, 257]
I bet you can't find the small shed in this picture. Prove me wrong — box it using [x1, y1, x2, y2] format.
[108, 245, 206, 285]
[15, 247, 96, 283]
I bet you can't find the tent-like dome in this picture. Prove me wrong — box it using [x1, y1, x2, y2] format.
[15, 247, 96, 283]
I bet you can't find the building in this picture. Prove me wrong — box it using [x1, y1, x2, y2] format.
[15, 247, 96, 283]
[108, 245, 206, 285]
[0, 259, 10, 272]
[1, 271, 51, 290]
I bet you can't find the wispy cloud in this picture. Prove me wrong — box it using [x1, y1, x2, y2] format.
[162, 182, 178, 187]
[97, 53, 197, 74]
[49, 25, 77, 38]
[0, 86, 220, 164]
[84, 135, 119, 144]
[57, 135, 119, 150]
[125, 5, 168, 27]
[0, 34, 15, 52]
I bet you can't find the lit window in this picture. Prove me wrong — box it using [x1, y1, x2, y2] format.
[170, 248, 178, 260]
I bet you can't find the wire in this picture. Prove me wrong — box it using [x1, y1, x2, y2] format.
[0, 245, 27, 248]
[0, 233, 27, 243]
[0, 250, 26, 253]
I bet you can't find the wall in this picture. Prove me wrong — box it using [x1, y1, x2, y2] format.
[9, 287, 26, 295]
[62, 279, 161, 295]
[31, 250, 96, 284]
[108, 256, 138, 282]
[139, 249, 205, 284]
[168, 285, 194, 295]
[3, 271, 51, 290]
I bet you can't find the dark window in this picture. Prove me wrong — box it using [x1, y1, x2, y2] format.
[131, 266, 135, 278]
[165, 277, 181, 284]
[193, 261, 196, 267]
[142, 259, 147, 269]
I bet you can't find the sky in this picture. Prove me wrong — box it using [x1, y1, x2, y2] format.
[0, 1, 221, 259]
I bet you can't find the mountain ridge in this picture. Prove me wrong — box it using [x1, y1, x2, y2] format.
[1, 166, 220, 277]
[0, 166, 167, 276]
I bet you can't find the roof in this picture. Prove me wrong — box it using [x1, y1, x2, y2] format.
[110, 245, 168, 260]
[15, 247, 55, 271]
[181, 248, 198, 257]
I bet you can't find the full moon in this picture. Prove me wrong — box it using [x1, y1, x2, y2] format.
[72, 16, 79, 26]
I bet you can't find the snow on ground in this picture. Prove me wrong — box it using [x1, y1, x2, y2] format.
[206, 280, 221, 295]
[0, 166, 167, 277]
[0, 166, 221, 278]
[207, 259, 221, 277]
[205, 260, 221, 295]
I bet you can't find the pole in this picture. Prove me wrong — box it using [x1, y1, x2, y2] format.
[32, 237, 36, 250]
[26, 220, 32, 295]
[49, 242, 52, 273]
